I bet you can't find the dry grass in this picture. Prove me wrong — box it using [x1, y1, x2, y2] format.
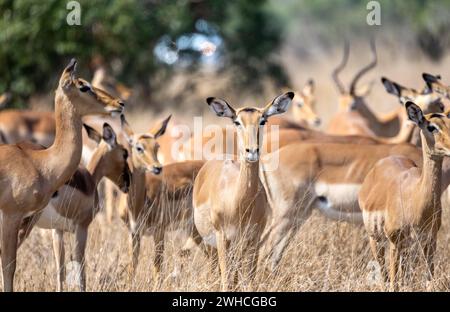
[11, 202, 450, 292]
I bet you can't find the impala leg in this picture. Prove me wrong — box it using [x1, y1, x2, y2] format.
[369, 237, 387, 283]
[1, 212, 22, 292]
[388, 241, 401, 291]
[265, 217, 296, 272]
[17, 213, 41, 249]
[52, 229, 65, 292]
[245, 237, 260, 290]
[423, 236, 437, 283]
[129, 230, 141, 278]
[216, 230, 229, 291]
[152, 230, 165, 288]
[180, 224, 205, 257]
[104, 179, 118, 223]
[74, 225, 88, 292]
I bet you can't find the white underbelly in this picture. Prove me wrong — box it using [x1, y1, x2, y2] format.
[315, 182, 361, 212]
[36, 203, 76, 232]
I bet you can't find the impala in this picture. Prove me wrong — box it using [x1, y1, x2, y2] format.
[0, 59, 124, 292]
[259, 140, 423, 271]
[381, 76, 444, 145]
[193, 92, 294, 290]
[267, 80, 321, 129]
[117, 114, 171, 277]
[0, 110, 55, 146]
[18, 123, 131, 291]
[423, 73, 450, 100]
[0, 92, 10, 109]
[359, 102, 448, 290]
[118, 159, 205, 284]
[91, 66, 132, 101]
[327, 40, 403, 138]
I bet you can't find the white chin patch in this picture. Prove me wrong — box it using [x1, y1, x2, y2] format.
[110, 111, 120, 117]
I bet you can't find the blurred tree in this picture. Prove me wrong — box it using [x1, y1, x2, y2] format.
[272, 0, 450, 61]
[0, 0, 288, 107]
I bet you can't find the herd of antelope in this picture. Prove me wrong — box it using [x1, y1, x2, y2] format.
[1, 40, 450, 292]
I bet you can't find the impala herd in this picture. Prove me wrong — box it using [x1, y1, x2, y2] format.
[1, 42, 450, 292]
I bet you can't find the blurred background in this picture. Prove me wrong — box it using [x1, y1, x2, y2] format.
[1, 0, 450, 127]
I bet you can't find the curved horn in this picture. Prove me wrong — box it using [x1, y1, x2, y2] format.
[332, 41, 350, 94]
[349, 39, 377, 95]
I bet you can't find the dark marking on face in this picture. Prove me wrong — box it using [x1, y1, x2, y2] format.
[430, 113, 444, 119]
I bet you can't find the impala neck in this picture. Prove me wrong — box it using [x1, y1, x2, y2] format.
[235, 159, 260, 212]
[420, 132, 443, 211]
[37, 90, 83, 191]
[355, 99, 399, 132]
[382, 119, 415, 144]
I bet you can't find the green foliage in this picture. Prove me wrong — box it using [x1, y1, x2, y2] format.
[1, 0, 449, 107]
[0, 0, 287, 106]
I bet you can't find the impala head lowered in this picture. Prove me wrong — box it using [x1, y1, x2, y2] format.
[84, 123, 131, 192]
[332, 40, 377, 112]
[406, 101, 450, 156]
[207, 92, 294, 162]
[120, 114, 171, 175]
[58, 58, 125, 116]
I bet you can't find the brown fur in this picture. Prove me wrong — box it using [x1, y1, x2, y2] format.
[0, 59, 123, 292]
[359, 105, 450, 290]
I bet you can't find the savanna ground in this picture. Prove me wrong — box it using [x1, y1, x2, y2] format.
[9, 44, 450, 292]
[13, 202, 450, 292]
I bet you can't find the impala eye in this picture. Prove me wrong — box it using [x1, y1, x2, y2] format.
[136, 145, 144, 153]
[259, 119, 266, 126]
[234, 121, 241, 126]
[427, 125, 438, 133]
[79, 85, 90, 92]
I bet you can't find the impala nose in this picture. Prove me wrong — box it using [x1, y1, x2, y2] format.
[245, 148, 259, 162]
[314, 118, 321, 127]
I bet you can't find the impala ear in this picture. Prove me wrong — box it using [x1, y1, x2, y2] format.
[0, 92, 11, 109]
[207, 97, 236, 119]
[83, 124, 102, 144]
[150, 114, 171, 139]
[381, 77, 403, 97]
[302, 79, 315, 97]
[60, 58, 77, 89]
[263, 92, 294, 118]
[423, 73, 448, 98]
[102, 123, 117, 147]
[406, 101, 428, 128]
[120, 114, 134, 144]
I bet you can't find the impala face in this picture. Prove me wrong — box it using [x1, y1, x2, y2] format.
[58, 59, 125, 116]
[423, 73, 450, 100]
[132, 135, 163, 174]
[292, 80, 321, 127]
[406, 101, 450, 156]
[332, 40, 377, 112]
[84, 123, 131, 193]
[207, 92, 294, 163]
[382, 76, 444, 113]
[120, 114, 171, 175]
